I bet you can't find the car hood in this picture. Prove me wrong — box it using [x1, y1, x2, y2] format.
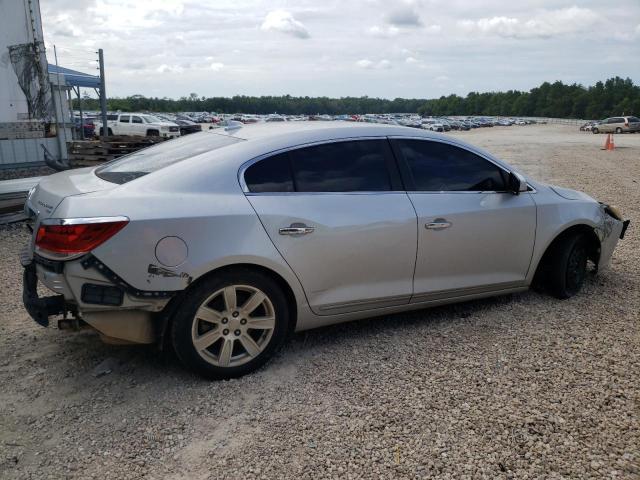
[548, 184, 597, 202]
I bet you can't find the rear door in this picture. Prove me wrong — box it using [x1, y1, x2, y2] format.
[244, 139, 417, 315]
[391, 138, 536, 301]
[117, 115, 130, 135]
[131, 115, 146, 136]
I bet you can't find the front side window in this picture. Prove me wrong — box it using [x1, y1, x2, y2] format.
[132, 116, 143, 124]
[394, 139, 507, 192]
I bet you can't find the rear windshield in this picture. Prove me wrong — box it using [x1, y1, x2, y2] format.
[95, 132, 242, 184]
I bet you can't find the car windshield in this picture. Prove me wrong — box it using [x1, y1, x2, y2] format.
[95, 132, 242, 184]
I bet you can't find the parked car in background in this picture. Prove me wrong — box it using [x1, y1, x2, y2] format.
[580, 121, 597, 132]
[98, 113, 180, 138]
[73, 117, 95, 138]
[22, 122, 629, 379]
[591, 116, 640, 134]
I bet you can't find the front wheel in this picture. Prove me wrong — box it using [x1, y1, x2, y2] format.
[171, 269, 290, 379]
[615, 127, 623, 134]
[547, 234, 589, 299]
[592, 128, 599, 134]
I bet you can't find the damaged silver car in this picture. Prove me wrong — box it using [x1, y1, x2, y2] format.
[21, 122, 630, 379]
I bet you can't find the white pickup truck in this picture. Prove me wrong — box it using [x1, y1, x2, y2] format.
[97, 113, 181, 138]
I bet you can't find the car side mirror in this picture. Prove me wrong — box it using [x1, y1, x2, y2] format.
[508, 172, 528, 195]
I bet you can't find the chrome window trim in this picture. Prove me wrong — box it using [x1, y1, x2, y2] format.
[40, 216, 130, 226]
[238, 134, 536, 195]
[238, 135, 395, 194]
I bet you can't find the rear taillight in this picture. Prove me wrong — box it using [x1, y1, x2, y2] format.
[35, 218, 128, 259]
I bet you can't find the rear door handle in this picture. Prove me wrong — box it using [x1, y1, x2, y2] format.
[425, 220, 451, 230]
[279, 224, 314, 236]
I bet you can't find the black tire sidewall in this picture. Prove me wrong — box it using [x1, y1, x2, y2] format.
[171, 269, 289, 380]
[548, 234, 588, 299]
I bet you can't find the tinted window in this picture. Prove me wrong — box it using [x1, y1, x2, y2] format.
[289, 140, 392, 192]
[396, 140, 507, 192]
[132, 116, 143, 124]
[119, 115, 130, 123]
[244, 153, 294, 193]
[628, 117, 640, 122]
[610, 118, 624, 123]
[96, 133, 241, 184]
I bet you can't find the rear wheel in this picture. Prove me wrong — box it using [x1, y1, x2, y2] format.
[546, 234, 589, 299]
[171, 269, 289, 379]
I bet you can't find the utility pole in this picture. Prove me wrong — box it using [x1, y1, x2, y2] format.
[98, 48, 108, 140]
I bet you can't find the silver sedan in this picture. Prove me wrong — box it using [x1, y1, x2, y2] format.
[22, 122, 630, 379]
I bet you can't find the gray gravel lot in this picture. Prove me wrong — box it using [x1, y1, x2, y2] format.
[0, 125, 638, 479]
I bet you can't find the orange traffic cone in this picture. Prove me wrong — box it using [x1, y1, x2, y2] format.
[608, 134, 615, 151]
[602, 134, 612, 150]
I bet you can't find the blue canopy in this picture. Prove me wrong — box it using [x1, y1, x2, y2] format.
[47, 64, 100, 89]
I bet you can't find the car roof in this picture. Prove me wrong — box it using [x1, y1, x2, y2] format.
[213, 121, 433, 141]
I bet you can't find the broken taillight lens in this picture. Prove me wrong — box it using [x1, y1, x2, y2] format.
[35, 220, 128, 257]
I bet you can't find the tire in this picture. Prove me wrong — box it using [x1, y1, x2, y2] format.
[592, 128, 599, 134]
[615, 127, 623, 134]
[147, 130, 159, 137]
[171, 269, 290, 379]
[546, 234, 589, 299]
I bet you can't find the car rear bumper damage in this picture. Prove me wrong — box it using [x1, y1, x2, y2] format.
[22, 261, 69, 327]
[21, 253, 174, 344]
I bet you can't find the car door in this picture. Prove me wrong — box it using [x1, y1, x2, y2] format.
[117, 114, 130, 135]
[131, 115, 146, 136]
[243, 139, 418, 315]
[390, 138, 536, 302]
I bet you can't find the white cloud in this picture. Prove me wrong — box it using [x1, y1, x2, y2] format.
[459, 7, 599, 39]
[405, 56, 419, 64]
[356, 59, 392, 69]
[368, 25, 399, 38]
[261, 10, 310, 39]
[356, 59, 374, 69]
[210, 62, 224, 71]
[156, 64, 184, 74]
[425, 24, 442, 34]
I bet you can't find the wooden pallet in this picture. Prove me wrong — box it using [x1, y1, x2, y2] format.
[67, 136, 166, 167]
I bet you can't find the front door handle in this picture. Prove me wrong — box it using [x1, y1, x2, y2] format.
[425, 220, 452, 230]
[279, 223, 314, 236]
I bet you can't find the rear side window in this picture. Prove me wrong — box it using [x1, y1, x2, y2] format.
[245, 140, 395, 193]
[394, 139, 507, 192]
[290, 140, 392, 192]
[119, 115, 130, 123]
[244, 153, 294, 193]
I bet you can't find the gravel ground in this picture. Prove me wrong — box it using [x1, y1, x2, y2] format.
[0, 125, 638, 479]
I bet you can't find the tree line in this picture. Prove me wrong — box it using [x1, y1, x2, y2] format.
[76, 77, 639, 119]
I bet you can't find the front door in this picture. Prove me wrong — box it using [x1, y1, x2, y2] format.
[244, 139, 417, 315]
[391, 138, 537, 301]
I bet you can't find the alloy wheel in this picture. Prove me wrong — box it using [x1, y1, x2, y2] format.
[191, 285, 276, 367]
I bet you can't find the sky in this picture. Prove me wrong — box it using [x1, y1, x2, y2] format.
[40, 0, 640, 99]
